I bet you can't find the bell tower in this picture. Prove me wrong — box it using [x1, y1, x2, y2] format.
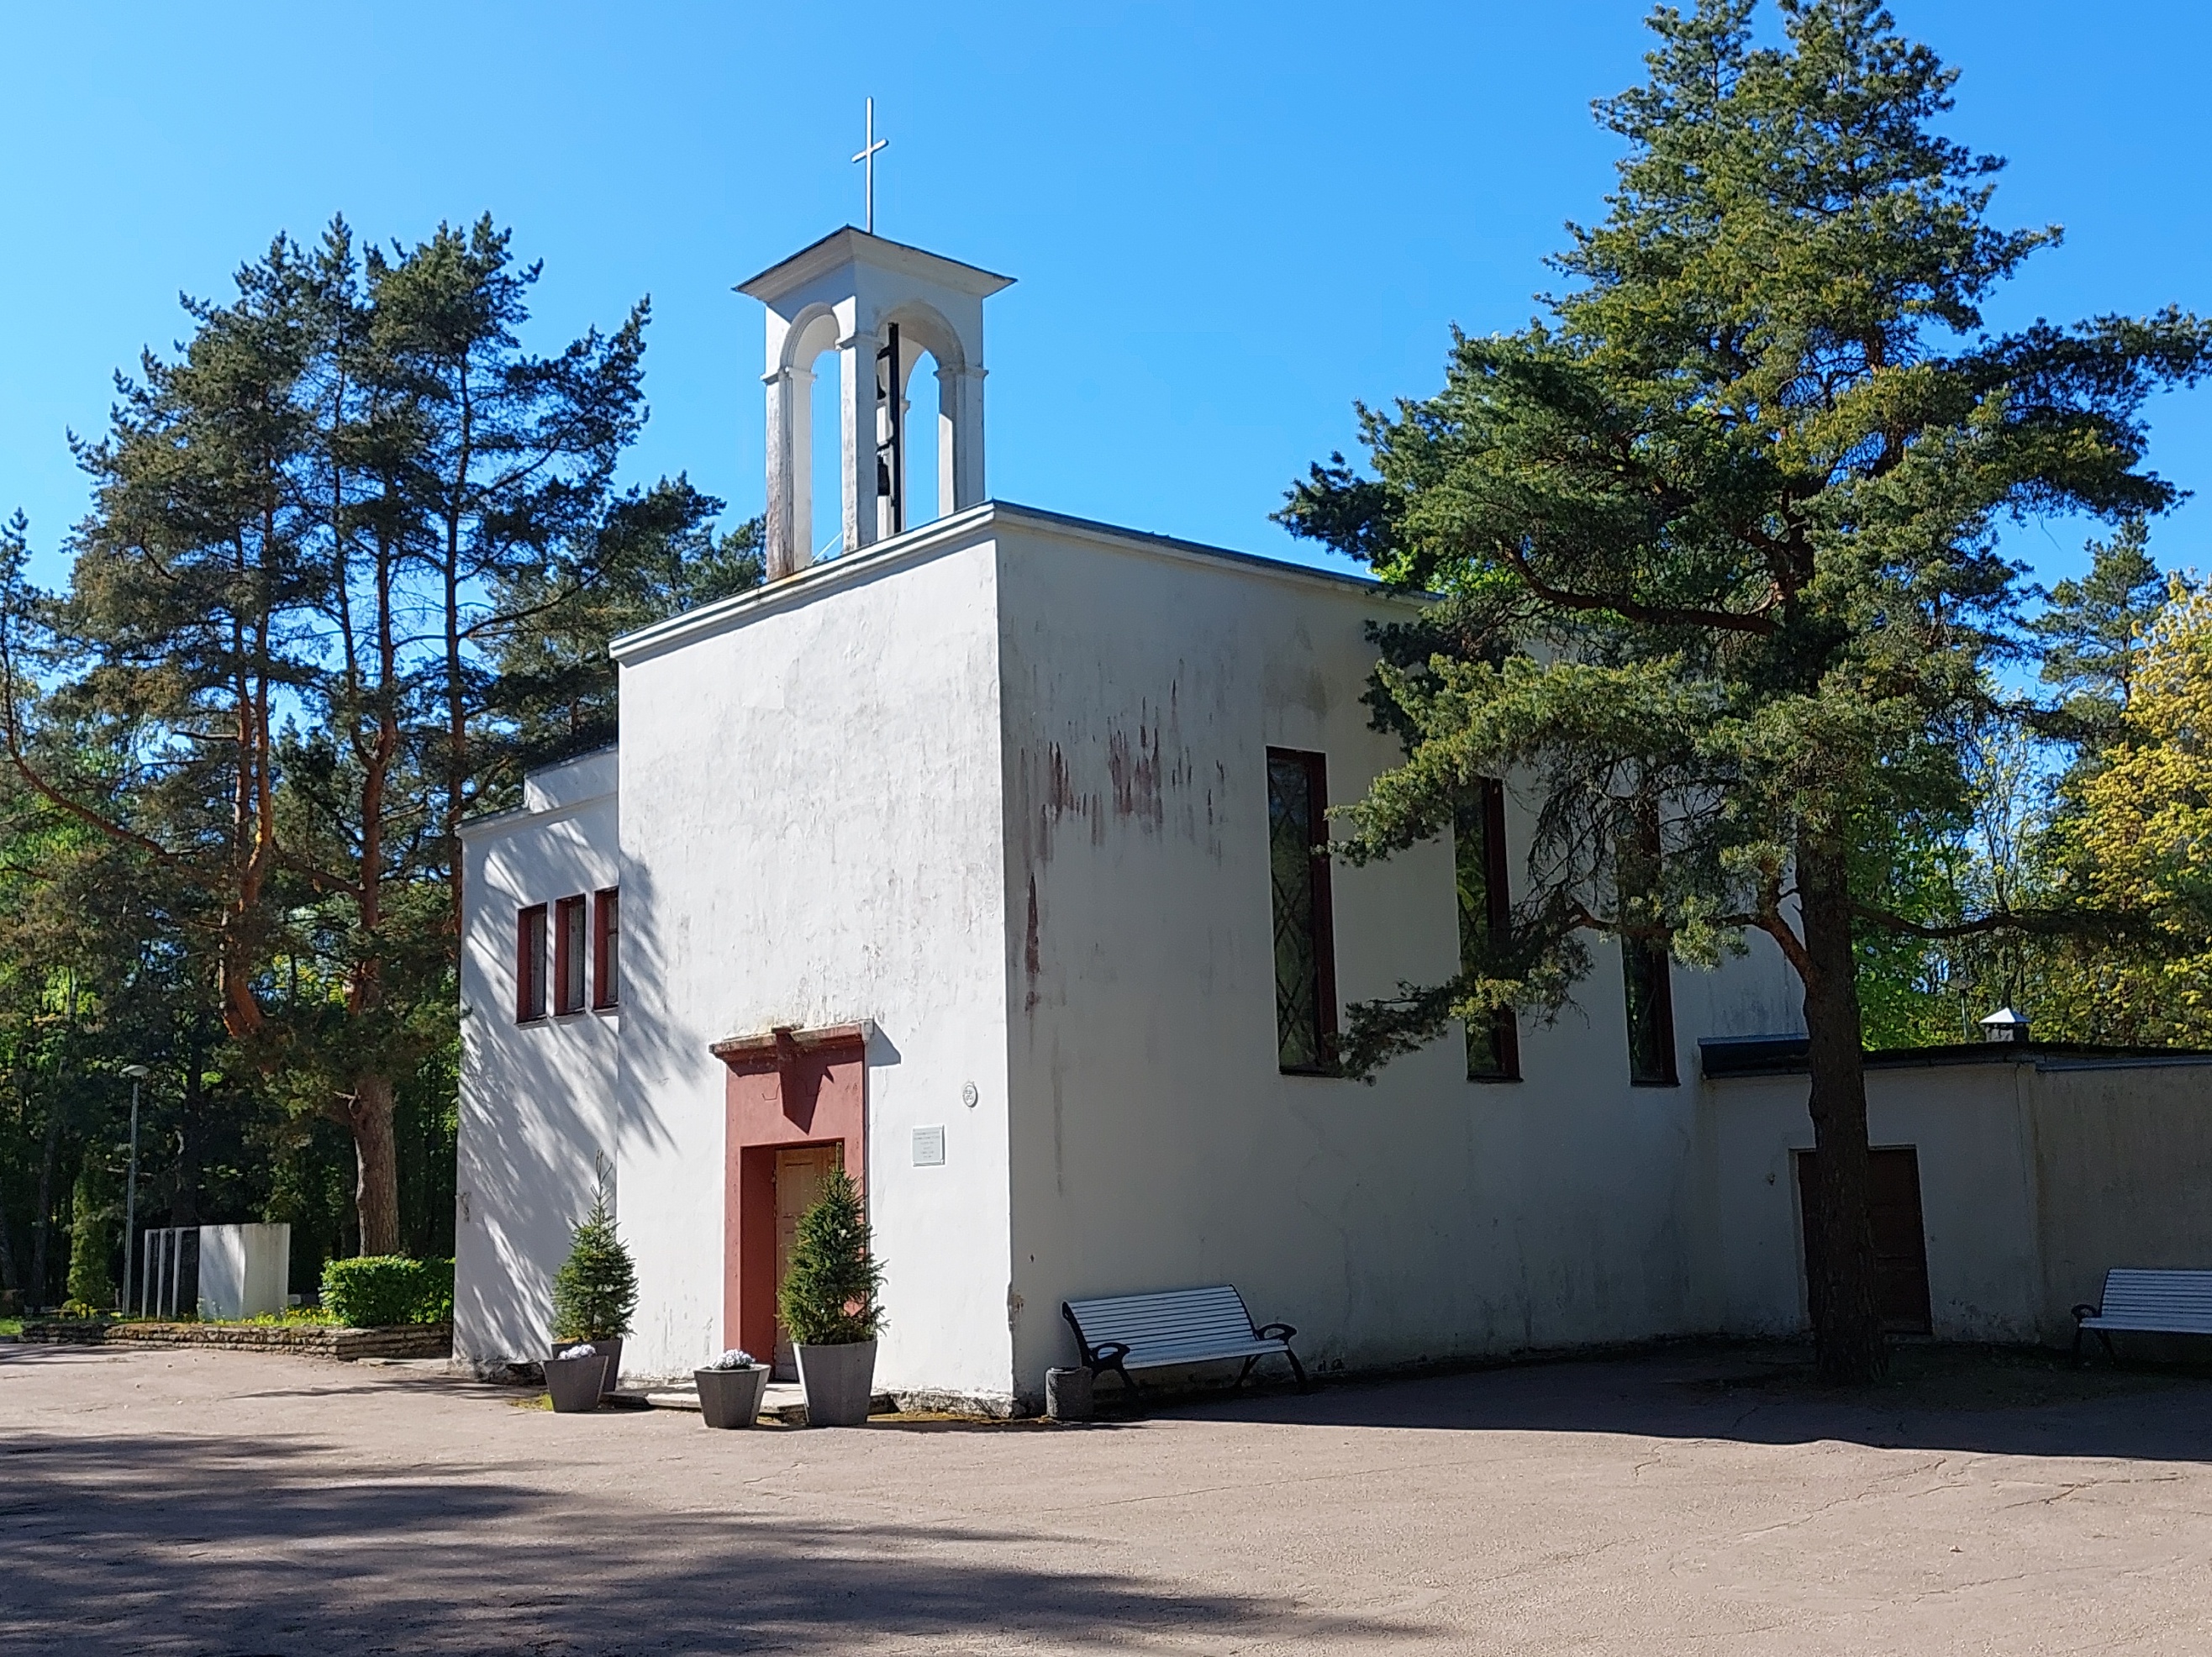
[739, 229, 1014, 581]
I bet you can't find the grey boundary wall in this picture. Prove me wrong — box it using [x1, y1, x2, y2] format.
[18, 1320, 450, 1360]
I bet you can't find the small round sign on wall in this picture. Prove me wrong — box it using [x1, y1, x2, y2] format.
[961, 1081, 979, 1109]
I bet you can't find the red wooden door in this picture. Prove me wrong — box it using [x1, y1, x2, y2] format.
[770, 1143, 843, 1377]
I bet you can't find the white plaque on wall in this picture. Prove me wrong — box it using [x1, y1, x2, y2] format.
[912, 1125, 946, 1166]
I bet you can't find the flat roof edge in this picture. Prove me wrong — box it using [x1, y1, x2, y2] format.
[608, 501, 1414, 665]
[456, 789, 616, 844]
[1699, 1034, 2212, 1080]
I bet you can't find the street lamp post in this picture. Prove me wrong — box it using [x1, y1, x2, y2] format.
[119, 1065, 150, 1316]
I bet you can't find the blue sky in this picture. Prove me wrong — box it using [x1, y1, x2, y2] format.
[4, 2, 2209, 596]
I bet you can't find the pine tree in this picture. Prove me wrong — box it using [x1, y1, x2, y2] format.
[1281, 0, 2212, 1382]
[2035, 519, 2172, 743]
[549, 1193, 637, 1343]
[2045, 581, 2212, 1042]
[775, 1169, 883, 1346]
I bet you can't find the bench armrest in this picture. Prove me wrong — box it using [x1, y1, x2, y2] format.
[2072, 1302, 2099, 1323]
[1089, 1340, 1130, 1365]
[1255, 1322, 1297, 1343]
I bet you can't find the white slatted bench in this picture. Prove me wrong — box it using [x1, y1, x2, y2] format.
[1061, 1285, 1308, 1400]
[2072, 1268, 2212, 1362]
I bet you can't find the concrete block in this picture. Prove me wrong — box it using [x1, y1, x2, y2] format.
[196, 1223, 290, 1320]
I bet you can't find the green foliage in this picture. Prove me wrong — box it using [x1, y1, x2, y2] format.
[549, 1196, 637, 1343]
[775, 1169, 883, 1346]
[2033, 520, 2172, 743]
[0, 213, 750, 1284]
[1280, 0, 2209, 1071]
[1277, 0, 2211, 1380]
[1854, 523, 2204, 1047]
[66, 1156, 116, 1311]
[320, 1255, 454, 1328]
[487, 480, 764, 774]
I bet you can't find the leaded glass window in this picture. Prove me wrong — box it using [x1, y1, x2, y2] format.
[1623, 936, 1677, 1085]
[1456, 780, 1519, 1081]
[1267, 749, 1336, 1073]
[1619, 798, 1678, 1086]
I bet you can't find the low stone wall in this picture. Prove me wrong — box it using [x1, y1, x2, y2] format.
[18, 1319, 451, 1360]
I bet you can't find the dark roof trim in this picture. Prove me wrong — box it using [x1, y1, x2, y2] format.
[1700, 1034, 2212, 1079]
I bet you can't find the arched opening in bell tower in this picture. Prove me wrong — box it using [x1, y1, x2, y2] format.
[782, 303, 961, 561]
[780, 306, 843, 566]
[745, 229, 1010, 579]
[872, 302, 966, 539]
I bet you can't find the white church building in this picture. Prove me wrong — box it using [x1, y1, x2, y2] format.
[454, 228, 2212, 1408]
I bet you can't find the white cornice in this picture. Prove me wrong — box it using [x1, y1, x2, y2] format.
[607, 502, 1418, 667]
[737, 227, 1014, 303]
[456, 791, 615, 844]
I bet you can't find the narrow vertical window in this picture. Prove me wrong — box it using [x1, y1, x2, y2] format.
[517, 904, 548, 1023]
[1456, 779, 1519, 1081]
[592, 887, 620, 1009]
[1267, 748, 1337, 1074]
[1618, 799, 1677, 1085]
[555, 895, 587, 1015]
[1623, 939, 1677, 1085]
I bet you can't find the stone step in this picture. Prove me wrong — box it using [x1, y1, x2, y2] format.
[633, 1380, 895, 1425]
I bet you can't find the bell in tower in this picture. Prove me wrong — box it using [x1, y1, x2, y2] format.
[739, 229, 1014, 581]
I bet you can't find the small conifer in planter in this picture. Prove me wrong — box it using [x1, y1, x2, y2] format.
[549, 1194, 638, 1399]
[776, 1169, 885, 1425]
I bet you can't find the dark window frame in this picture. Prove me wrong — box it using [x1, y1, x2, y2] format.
[1457, 778, 1520, 1081]
[592, 886, 620, 1010]
[517, 904, 549, 1023]
[1618, 796, 1679, 1086]
[1622, 934, 1678, 1086]
[554, 894, 587, 1016]
[1267, 747, 1339, 1076]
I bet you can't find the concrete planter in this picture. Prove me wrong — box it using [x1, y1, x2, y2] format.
[795, 1339, 877, 1426]
[1045, 1365, 1093, 1422]
[545, 1351, 608, 1412]
[550, 1337, 623, 1396]
[694, 1365, 771, 1428]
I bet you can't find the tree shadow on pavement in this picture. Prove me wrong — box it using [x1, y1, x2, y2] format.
[1174, 1341, 2212, 1464]
[1, 1428, 1414, 1655]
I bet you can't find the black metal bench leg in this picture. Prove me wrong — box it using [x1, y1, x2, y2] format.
[1283, 1348, 1310, 1394]
[1235, 1355, 1259, 1391]
[1109, 1360, 1141, 1412]
[2099, 1330, 2118, 1366]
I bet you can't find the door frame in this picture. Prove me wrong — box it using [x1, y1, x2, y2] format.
[1793, 1143, 1935, 1336]
[715, 1023, 869, 1364]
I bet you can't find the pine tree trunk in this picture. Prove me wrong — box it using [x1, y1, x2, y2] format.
[1796, 837, 1887, 1384]
[350, 1075, 401, 1257]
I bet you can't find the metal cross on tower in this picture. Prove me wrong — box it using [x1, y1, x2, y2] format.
[852, 97, 887, 234]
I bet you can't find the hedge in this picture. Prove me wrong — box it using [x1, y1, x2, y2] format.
[320, 1255, 454, 1328]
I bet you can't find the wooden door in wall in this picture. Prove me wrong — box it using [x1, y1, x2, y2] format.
[1796, 1146, 1934, 1335]
[771, 1143, 844, 1379]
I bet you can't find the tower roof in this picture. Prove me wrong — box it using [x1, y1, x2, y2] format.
[737, 227, 1014, 305]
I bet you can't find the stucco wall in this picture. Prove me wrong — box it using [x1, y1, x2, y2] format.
[992, 515, 1804, 1401]
[611, 536, 1014, 1392]
[455, 752, 621, 1372]
[1703, 1055, 2212, 1345]
[1701, 1063, 2045, 1341]
[2030, 1059, 2212, 1333]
